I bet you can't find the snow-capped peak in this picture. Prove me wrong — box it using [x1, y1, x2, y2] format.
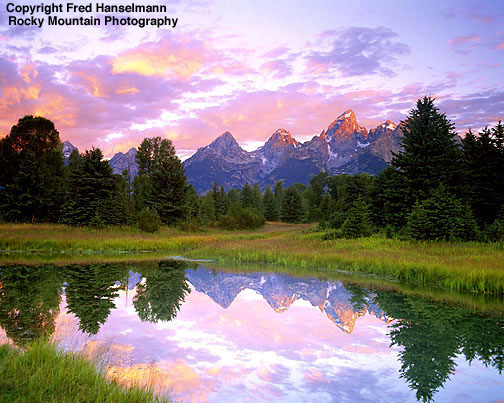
[380, 120, 397, 131]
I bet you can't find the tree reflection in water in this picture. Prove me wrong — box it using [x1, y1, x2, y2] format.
[0, 263, 503, 401]
[0, 265, 61, 346]
[133, 260, 191, 323]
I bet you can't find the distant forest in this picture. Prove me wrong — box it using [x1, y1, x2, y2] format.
[0, 97, 503, 241]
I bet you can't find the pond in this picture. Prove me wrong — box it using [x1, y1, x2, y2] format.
[0, 259, 503, 402]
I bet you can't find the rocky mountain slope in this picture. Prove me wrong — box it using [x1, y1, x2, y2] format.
[64, 109, 403, 193]
[185, 269, 390, 334]
[185, 110, 402, 193]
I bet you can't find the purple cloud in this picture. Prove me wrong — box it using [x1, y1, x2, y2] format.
[305, 26, 410, 77]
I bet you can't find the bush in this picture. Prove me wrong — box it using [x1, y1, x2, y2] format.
[322, 229, 344, 240]
[217, 207, 265, 230]
[340, 200, 372, 239]
[407, 187, 479, 241]
[486, 219, 504, 242]
[137, 207, 162, 233]
[327, 210, 346, 229]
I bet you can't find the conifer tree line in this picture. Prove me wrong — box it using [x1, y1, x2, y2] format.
[0, 96, 503, 241]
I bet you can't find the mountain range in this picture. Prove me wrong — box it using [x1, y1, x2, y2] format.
[63, 110, 403, 193]
[184, 269, 391, 334]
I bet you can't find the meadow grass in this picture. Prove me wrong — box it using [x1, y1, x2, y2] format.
[1, 222, 503, 295]
[0, 339, 169, 402]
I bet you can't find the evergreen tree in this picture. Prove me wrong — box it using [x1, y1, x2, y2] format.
[280, 186, 303, 223]
[211, 182, 228, 219]
[407, 186, 478, 241]
[251, 183, 263, 211]
[305, 172, 329, 222]
[341, 199, 372, 238]
[62, 148, 123, 226]
[0, 116, 65, 222]
[184, 185, 200, 221]
[134, 137, 187, 224]
[198, 194, 215, 225]
[391, 97, 462, 203]
[273, 180, 284, 213]
[462, 126, 504, 226]
[263, 185, 278, 221]
[240, 183, 255, 208]
[226, 188, 240, 212]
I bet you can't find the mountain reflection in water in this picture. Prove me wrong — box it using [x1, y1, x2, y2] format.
[0, 260, 503, 402]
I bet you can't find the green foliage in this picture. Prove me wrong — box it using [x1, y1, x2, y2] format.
[211, 182, 228, 219]
[198, 194, 215, 225]
[184, 185, 200, 221]
[0, 340, 168, 402]
[217, 207, 265, 230]
[0, 115, 65, 223]
[486, 215, 504, 242]
[375, 291, 504, 402]
[407, 187, 479, 241]
[63, 264, 122, 335]
[392, 96, 462, 201]
[240, 183, 255, 208]
[138, 207, 162, 233]
[341, 200, 372, 239]
[133, 260, 191, 323]
[62, 148, 124, 226]
[135, 137, 187, 224]
[462, 126, 504, 226]
[0, 265, 61, 346]
[280, 186, 303, 223]
[263, 185, 278, 220]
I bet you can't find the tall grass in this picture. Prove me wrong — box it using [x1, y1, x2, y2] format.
[0, 339, 169, 402]
[1, 223, 504, 295]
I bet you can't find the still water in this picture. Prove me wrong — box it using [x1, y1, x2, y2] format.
[0, 260, 503, 402]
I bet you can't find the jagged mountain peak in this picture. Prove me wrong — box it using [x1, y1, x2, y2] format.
[326, 109, 367, 142]
[266, 128, 299, 148]
[380, 120, 397, 131]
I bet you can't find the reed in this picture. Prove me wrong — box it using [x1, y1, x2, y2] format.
[0, 339, 169, 402]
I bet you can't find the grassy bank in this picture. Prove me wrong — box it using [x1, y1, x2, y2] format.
[0, 339, 168, 402]
[1, 222, 503, 295]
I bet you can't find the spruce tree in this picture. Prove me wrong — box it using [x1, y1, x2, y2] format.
[341, 199, 372, 238]
[280, 186, 303, 223]
[134, 137, 187, 224]
[391, 97, 462, 203]
[62, 148, 122, 226]
[0, 116, 65, 222]
[263, 185, 278, 221]
[240, 183, 255, 208]
[273, 180, 284, 213]
[462, 125, 504, 226]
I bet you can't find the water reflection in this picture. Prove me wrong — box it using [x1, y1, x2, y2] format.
[0, 261, 503, 402]
[0, 265, 61, 346]
[133, 260, 191, 323]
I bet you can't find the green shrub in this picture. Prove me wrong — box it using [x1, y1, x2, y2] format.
[138, 207, 162, 233]
[327, 210, 346, 229]
[322, 229, 344, 240]
[486, 219, 504, 242]
[407, 187, 479, 241]
[217, 207, 265, 230]
[341, 200, 372, 239]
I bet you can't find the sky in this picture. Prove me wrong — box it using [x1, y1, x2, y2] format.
[1, 0, 503, 159]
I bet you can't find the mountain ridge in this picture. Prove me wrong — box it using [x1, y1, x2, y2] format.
[64, 110, 404, 193]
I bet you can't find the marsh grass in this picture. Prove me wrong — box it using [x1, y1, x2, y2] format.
[0, 339, 169, 402]
[1, 223, 503, 295]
